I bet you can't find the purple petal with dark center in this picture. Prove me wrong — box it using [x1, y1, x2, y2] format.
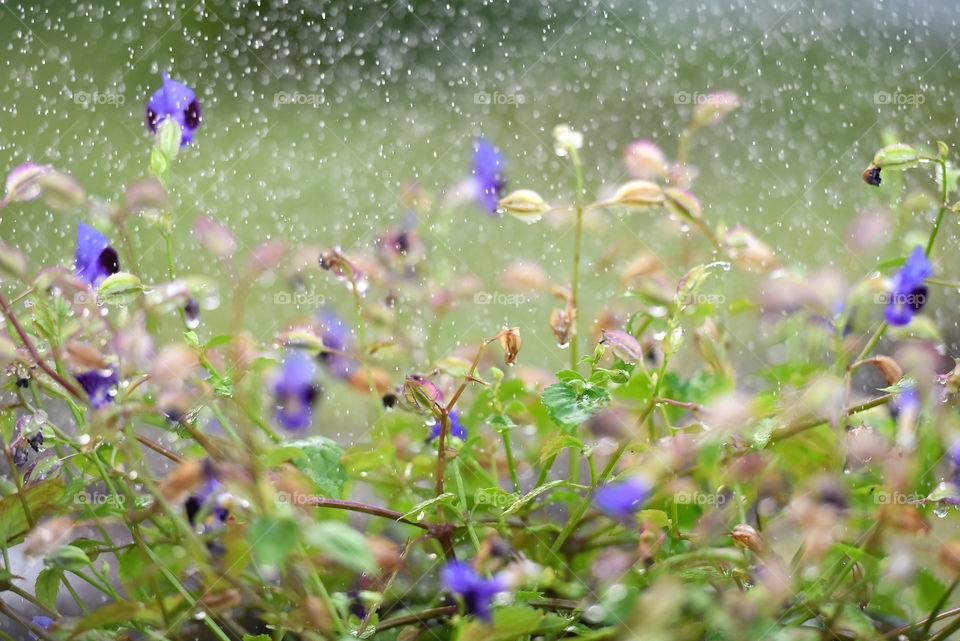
[146, 72, 201, 145]
[74, 368, 118, 408]
[74, 222, 119, 286]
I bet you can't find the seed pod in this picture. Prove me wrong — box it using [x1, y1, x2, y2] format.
[498, 189, 548, 223]
[499, 327, 522, 365]
[550, 305, 576, 347]
[610, 180, 665, 209]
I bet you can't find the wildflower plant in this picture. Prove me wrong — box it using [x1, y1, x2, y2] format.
[2, 78, 960, 641]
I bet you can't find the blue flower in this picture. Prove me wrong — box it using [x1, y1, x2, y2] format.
[885, 247, 932, 326]
[472, 139, 506, 213]
[594, 477, 649, 520]
[74, 222, 119, 286]
[146, 72, 201, 146]
[74, 368, 118, 408]
[429, 410, 467, 441]
[441, 560, 505, 621]
[30, 616, 54, 639]
[274, 352, 319, 430]
[316, 309, 354, 379]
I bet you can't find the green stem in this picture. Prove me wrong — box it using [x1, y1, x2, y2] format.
[569, 147, 585, 371]
[502, 431, 520, 493]
[925, 158, 949, 257]
[451, 460, 480, 552]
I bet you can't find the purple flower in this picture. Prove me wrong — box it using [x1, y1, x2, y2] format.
[186, 460, 228, 525]
[74, 368, 118, 408]
[274, 352, 319, 430]
[30, 616, 54, 639]
[472, 139, 506, 213]
[74, 222, 119, 286]
[316, 309, 354, 379]
[146, 72, 201, 146]
[885, 247, 932, 326]
[594, 477, 649, 520]
[429, 410, 467, 441]
[441, 560, 505, 621]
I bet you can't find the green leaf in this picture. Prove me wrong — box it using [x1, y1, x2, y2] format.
[914, 568, 947, 611]
[455, 605, 567, 641]
[35, 567, 61, 609]
[487, 414, 516, 433]
[304, 522, 375, 573]
[555, 369, 586, 384]
[263, 436, 347, 499]
[73, 600, 161, 636]
[539, 434, 584, 464]
[243, 636, 272, 641]
[399, 493, 456, 521]
[541, 382, 611, 429]
[46, 544, 91, 572]
[247, 517, 301, 567]
[0, 478, 66, 544]
[502, 480, 573, 516]
[636, 509, 670, 528]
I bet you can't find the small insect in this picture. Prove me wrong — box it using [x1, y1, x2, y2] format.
[862, 165, 881, 186]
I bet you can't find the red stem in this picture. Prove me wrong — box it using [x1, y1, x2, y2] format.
[0, 292, 84, 400]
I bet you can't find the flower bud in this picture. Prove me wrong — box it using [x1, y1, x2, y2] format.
[157, 118, 183, 160]
[97, 271, 142, 306]
[610, 180, 665, 209]
[730, 524, 764, 555]
[2, 163, 53, 205]
[0, 240, 27, 280]
[124, 178, 168, 213]
[498, 189, 548, 223]
[724, 225, 777, 271]
[499, 327, 522, 365]
[404, 375, 443, 410]
[872, 143, 919, 169]
[601, 329, 644, 365]
[193, 215, 237, 259]
[552, 124, 583, 157]
[624, 140, 667, 179]
[34, 171, 87, 211]
[248, 240, 286, 280]
[663, 187, 703, 221]
[690, 91, 740, 130]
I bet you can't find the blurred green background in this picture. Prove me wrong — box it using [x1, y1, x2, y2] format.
[1, 0, 959, 432]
